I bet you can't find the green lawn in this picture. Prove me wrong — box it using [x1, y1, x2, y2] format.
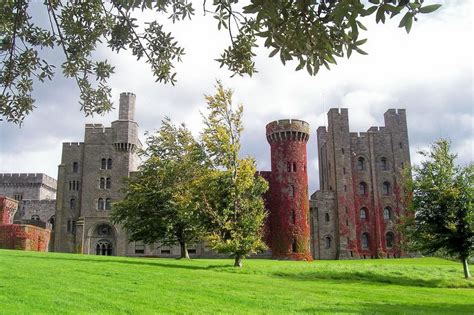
[0, 250, 472, 314]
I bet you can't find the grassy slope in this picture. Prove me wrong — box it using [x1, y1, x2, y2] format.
[0, 250, 472, 314]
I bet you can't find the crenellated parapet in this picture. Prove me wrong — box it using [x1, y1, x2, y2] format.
[266, 119, 310, 143]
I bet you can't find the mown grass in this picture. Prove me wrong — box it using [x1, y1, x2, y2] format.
[0, 250, 472, 314]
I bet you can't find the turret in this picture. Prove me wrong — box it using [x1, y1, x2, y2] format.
[111, 92, 139, 152]
[118, 92, 136, 121]
[265, 119, 312, 260]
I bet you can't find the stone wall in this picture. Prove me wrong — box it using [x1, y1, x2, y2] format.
[0, 173, 57, 200]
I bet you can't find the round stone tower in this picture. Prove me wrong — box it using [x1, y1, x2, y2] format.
[266, 119, 312, 260]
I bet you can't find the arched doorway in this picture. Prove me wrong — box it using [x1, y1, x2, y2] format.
[87, 223, 116, 256]
[95, 239, 113, 256]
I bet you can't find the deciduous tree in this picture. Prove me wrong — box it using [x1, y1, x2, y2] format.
[402, 140, 473, 278]
[111, 117, 208, 259]
[1, 0, 441, 123]
[199, 81, 268, 267]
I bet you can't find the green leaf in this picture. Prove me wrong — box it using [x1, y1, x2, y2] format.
[419, 4, 442, 14]
[376, 6, 386, 24]
[269, 48, 279, 58]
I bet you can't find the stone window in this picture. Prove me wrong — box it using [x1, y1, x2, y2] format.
[101, 158, 107, 170]
[287, 162, 291, 172]
[382, 182, 391, 195]
[290, 185, 295, 197]
[399, 142, 403, 149]
[292, 239, 297, 253]
[67, 220, 72, 233]
[324, 213, 330, 222]
[14, 194, 23, 201]
[106, 178, 111, 189]
[73, 162, 79, 173]
[161, 249, 171, 254]
[105, 198, 112, 210]
[70, 198, 76, 210]
[360, 207, 367, 220]
[188, 249, 197, 254]
[97, 225, 110, 236]
[48, 215, 55, 231]
[383, 207, 392, 220]
[386, 232, 395, 248]
[107, 158, 113, 170]
[71, 220, 76, 234]
[358, 182, 368, 196]
[69, 181, 72, 190]
[100, 177, 105, 189]
[293, 162, 297, 172]
[341, 148, 345, 154]
[291, 209, 296, 224]
[97, 198, 105, 210]
[344, 185, 347, 192]
[31, 215, 40, 221]
[343, 167, 346, 174]
[380, 157, 388, 171]
[361, 233, 370, 249]
[134, 241, 145, 254]
[324, 236, 331, 249]
[357, 157, 365, 171]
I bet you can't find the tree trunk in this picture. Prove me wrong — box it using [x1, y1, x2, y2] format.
[462, 257, 471, 279]
[180, 241, 189, 259]
[234, 255, 243, 267]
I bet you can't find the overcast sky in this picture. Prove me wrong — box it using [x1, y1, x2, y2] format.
[0, 0, 472, 193]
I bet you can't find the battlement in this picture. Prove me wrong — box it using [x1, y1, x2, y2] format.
[63, 142, 83, 147]
[266, 119, 310, 143]
[0, 173, 57, 189]
[85, 123, 105, 129]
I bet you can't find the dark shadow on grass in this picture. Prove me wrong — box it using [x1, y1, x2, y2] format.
[271, 269, 469, 288]
[298, 302, 474, 314]
[14, 253, 230, 271]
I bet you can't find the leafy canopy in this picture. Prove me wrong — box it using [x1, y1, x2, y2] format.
[1, 0, 440, 123]
[402, 139, 473, 277]
[111, 117, 208, 258]
[199, 81, 268, 267]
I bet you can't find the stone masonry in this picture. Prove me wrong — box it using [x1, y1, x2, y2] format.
[310, 108, 410, 259]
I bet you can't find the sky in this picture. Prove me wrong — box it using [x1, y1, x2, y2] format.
[0, 0, 472, 193]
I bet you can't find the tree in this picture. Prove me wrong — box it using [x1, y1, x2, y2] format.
[199, 81, 268, 267]
[111, 117, 208, 259]
[1, 0, 441, 123]
[402, 140, 473, 278]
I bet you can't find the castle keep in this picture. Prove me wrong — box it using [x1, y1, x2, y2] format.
[310, 108, 410, 259]
[54, 92, 141, 255]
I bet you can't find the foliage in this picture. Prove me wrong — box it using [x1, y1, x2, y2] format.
[111, 117, 208, 258]
[402, 139, 474, 278]
[1, 0, 441, 123]
[1, 250, 473, 314]
[200, 81, 268, 267]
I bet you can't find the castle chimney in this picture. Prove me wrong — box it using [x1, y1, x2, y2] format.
[119, 92, 136, 121]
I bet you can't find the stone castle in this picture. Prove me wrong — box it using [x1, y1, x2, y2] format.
[1, 93, 410, 260]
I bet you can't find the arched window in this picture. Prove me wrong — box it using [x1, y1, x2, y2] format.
[96, 240, 112, 256]
[383, 207, 392, 220]
[361, 233, 370, 249]
[325, 213, 330, 222]
[101, 158, 107, 170]
[357, 157, 365, 171]
[100, 177, 105, 189]
[98, 198, 105, 210]
[107, 158, 112, 170]
[360, 207, 367, 220]
[48, 215, 55, 230]
[325, 236, 331, 249]
[293, 162, 297, 172]
[97, 225, 110, 236]
[31, 215, 40, 221]
[382, 182, 391, 195]
[287, 162, 291, 172]
[72, 162, 79, 173]
[106, 178, 111, 189]
[105, 198, 112, 210]
[359, 182, 368, 196]
[69, 181, 72, 190]
[386, 232, 395, 248]
[380, 157, 388, 171]
[70, 198, 76, 210]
